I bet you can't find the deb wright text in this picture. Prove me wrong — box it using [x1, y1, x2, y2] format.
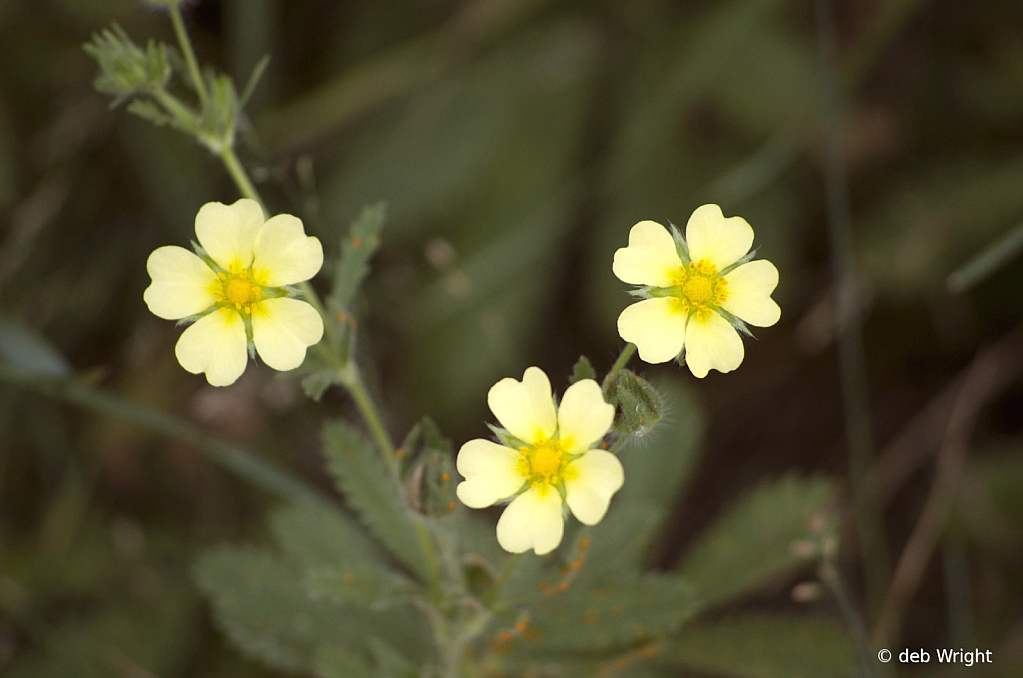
[898, 648, 993, 665]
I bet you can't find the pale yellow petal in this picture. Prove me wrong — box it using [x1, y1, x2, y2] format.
[617, 297, 687, 364]
[685, 204, 753, 271]
[174, 308, 248, 386]
[612, 220, 682, 287]
[557, 379, 614, 454]
[720, 260, 781, 327]
[684, 311, 744, 378]
[496, 486, 564, 555]
[455, 439, 525, 508]
[251, 298, 324, 372]
[564, 450, 625, 525]
[251, 214, 323, 287]
[487, 366, 557, 444]
[194, 199, 264, 270]
[143, 246, 218, 319]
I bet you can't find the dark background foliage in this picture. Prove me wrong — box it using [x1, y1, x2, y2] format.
[1, 0, 1022, 675]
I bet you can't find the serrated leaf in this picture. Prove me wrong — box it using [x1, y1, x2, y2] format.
[666, 614, 855, 678]
[305, 564, 415, 609]
[569, 355, 597, 384]
[269, 503, 383, 569]
[602, 369, 662, 436]
[321, 420, 431, 580]
[330, 202, 386, 312]
[584, 380, 702, 577]
[525, 575, 698, 651]
[677, 475, 834, 608]
[194, 546, 430, 673]
[315, 645, 373, 678]
[0, 315, 71, 377]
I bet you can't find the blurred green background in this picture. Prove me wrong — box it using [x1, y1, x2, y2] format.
[2, 0, 1023, 675]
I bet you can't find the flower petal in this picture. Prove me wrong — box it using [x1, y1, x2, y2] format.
[251, 214, 323, 287]
[557, 379, 614, 454]
[496, 486, 564, 555]
[684, 311, 744, 378]
[143, 246, 218, 319]
[455, 439, 525, 508]
[251, 297, 324, 371]
[487, 366, 557, 444]
[612, 220, 682, 287]
[685, 204, 753, 271]
[564, 450, 625, 525]
[617, 297, 687, 364]
[720, 259, 781, 327]
[194, 199, 264, 270]
[174, 308, 248, 386]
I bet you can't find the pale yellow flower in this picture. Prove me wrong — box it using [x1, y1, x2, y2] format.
[144, 199, 324, 386]
[613, 204, 780, 377]
[456, 367, 623, 555]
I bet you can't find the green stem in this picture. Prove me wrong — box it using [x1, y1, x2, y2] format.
[0, 366, 331, 508]
[821, 560, 880, 678]
[603, 343, 637, 386]
[219, 146, 266, 211]
[814, 0, 889, 616]
[169, 4, 209, 106]
[339, 364, 397, 473]
[152, 89, 198, 129]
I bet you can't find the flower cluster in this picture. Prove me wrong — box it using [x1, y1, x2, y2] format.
[144, 199, 324, 386]
[456, 367, 623, 555]
[613, 204, 780, 377]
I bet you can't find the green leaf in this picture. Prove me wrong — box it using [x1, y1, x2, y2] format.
[602, 369, 663, 437]
[677, 475, 835, 609]
[665, 614, 855, 678]
[330, 202, 386, 312]
[315, 645, 373, 678]
[268, 502, 382, 570]
[126, 99, 171, 126]
[525, 575, 698, 651]
[194, 546, 430, 673]
[0, 315, 71, 377]
[305, 564, 415, 609]
[569, 355, 597, 384]
[321, 419, 430, 580]
[584, 380, 702, 577]
[194, 546, 358, 672]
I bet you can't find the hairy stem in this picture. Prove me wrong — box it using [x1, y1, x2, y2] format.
[603, 343, 637, 385]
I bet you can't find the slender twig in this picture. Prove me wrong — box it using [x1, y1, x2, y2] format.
[820, 560, 880, 678]
[168, 4, 209, 106]
[873, 344, 1007, 646]
[947, 220, 1023, 293]
[0, 366, 331, 508]
[814, 0, 889, 615]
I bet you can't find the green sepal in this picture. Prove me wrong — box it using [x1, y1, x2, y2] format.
[718, 246, 759, 276]
[714, 306, 754, 337]
[569, 355, 597, 384]
[669, 221, 691, 265]
[602, 369, 663, 437]
[487, 424, 528, 449]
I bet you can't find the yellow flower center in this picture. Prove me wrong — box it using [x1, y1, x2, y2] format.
[683, 276, 713, 304]
[518, 438, 577, 495]
[669, 259, 728, 316]
[213, 267, 264, 312]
